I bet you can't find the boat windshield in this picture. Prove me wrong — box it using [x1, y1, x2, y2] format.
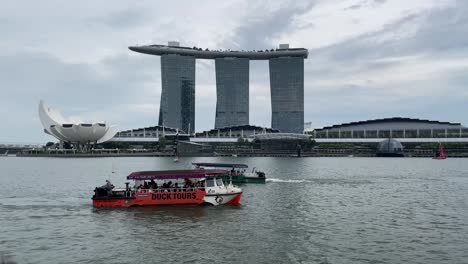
[216, 178, 224, 187]
[206, 179, 215, 187]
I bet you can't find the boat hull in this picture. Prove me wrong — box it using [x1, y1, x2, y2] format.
[92, 190, 205, 208]
[218, 174, 266, 184]
[203, 192, 242, 206]
[244, 177, 266, 184]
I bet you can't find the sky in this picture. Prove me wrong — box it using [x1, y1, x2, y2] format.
[1, 0, 467, 143]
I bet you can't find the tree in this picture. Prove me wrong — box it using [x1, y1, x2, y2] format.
[143, 142, 158, 149]
[45, 142, 55, 147]
[158, 137, 167, 150]
[100, 141, 131, 149]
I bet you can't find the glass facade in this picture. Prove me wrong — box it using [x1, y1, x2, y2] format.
[159, 54, 196, 133]
[269, 57, 304, 133]
[215, 58, 249, 128]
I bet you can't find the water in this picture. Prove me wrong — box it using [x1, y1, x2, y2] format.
[1, 157, 467, 264]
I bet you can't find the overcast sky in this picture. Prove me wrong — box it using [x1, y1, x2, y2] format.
[1, 0, 467, 143]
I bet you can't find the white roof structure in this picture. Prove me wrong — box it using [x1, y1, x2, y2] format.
[38, 100, 117, 144]
[253, 133, 310, 141]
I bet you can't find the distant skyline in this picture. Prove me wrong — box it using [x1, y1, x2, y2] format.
[1, 0, 468, 143]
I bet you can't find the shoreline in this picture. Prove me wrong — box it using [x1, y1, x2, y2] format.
[14, 152, 468, 158]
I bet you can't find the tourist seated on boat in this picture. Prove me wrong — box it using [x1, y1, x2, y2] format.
[162, 181, 172, 191]
[174, 183, 179, 192]
[149, 180, 157, 189]
[195, 181, 204, 188]
[184, 178, 192, 186]
[143, 181, 149, 189]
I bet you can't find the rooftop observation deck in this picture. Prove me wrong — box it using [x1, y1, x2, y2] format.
[129, 44, 309, 60]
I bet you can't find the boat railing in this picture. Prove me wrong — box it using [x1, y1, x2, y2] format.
[136, 187, 205, 193]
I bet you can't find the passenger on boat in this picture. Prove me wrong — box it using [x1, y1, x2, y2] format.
[100, 180, 114, 195]
[101, 180, 114, 191]
[149, 180, 157, 189]
[198, 180, 205, 191]
[143, 181, 149, 189]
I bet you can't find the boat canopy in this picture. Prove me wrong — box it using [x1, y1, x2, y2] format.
[192, 162, 248, 169]
[127, 169, 228, 180]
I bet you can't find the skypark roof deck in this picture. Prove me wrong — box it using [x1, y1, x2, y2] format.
[129, 44, 308, 60]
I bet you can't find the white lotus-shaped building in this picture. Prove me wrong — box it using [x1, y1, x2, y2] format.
[38, 100, 118, 144]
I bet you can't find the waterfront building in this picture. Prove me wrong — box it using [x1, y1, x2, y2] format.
[159, 54, 195, 133]
[196, 125, 279, 138]
[253, 133, 311, 152]
[269, 56, 304, 134]
[376, 139, 404, 157]
[116, 125, 179, 138]
[38, 101, 117, 146]
[310, 117, 468, 139]
[129, 42, 308, 133]
[215, 57, 249, 128]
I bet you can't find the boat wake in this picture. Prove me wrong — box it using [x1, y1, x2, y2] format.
[267, 178, 373, 185]
[266, 178, 308, 183]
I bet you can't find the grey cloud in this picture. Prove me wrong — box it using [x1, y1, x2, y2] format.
[225, 1, 317, 50]
[344, 0, 387, 11]
[346, 4, 362, 10]
[311, 2, 468, 66]
[302, 1, 468, 127]
[1, 0, 468, 142]
[0, 50, 163, 141]
[97, 9, 150, 29]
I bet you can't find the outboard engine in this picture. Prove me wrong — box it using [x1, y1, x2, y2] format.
[256, 171, 266, 178]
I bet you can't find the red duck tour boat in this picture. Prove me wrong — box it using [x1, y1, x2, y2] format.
[92, 169, 242, 208]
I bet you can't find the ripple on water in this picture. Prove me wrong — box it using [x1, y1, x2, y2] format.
[0, 157, 467, 264]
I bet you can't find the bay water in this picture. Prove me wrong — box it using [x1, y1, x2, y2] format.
[1, 157, 467, 263]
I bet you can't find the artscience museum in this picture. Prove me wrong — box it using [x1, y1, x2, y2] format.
[38, 101, 117, 147]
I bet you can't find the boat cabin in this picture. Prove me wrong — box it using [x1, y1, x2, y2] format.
[193, 162, 249, 174]
[92, 169, 243, 207]
[192, 162, 266, 183]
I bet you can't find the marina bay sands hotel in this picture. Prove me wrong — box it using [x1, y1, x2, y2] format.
[129, 41, 308, 134]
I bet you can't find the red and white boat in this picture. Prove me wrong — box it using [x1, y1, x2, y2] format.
[92, 169, 242, 208]
[433, 143, 446, 160]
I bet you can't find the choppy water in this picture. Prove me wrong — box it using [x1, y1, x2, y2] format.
[1, 157, 467, 264]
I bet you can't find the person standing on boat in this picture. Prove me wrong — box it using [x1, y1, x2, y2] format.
[101, 180, 114, 196]
[101, 180, 114, 191]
